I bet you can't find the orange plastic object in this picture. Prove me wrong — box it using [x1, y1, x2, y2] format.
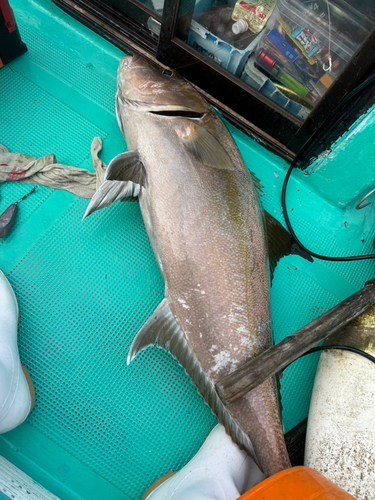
[239, 466, 356, 499]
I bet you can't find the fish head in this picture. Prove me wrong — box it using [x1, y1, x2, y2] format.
[116, 55, 211, 116]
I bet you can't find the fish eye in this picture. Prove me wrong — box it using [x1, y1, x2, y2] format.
[162, 69, 173, 77]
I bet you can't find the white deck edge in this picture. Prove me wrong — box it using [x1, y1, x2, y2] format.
[0, 455, 60, 500]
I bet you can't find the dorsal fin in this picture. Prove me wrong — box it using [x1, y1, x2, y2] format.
[264, 211, 313, 280]
[127, 298, 259, 466]
[247, 170, 311, 277]
[249, 170, 263, 196]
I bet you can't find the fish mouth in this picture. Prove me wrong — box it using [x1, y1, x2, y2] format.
[121, 54, 134, 68]
[119, 54, 162, 78]
[119, 54, 143, 71]
[117, 55, 210, 116]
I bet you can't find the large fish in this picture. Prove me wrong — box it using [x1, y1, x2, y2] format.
[84, 55, 295, 476]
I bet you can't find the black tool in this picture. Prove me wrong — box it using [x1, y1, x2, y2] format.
[0, 186, 37, 238]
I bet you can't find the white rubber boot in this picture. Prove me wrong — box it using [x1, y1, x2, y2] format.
[305, 350, 375, 500]
[143, 425, 265, 500]
[0, 271, 35, 433]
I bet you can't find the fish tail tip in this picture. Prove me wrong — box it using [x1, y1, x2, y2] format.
[126, 354, 133, 366]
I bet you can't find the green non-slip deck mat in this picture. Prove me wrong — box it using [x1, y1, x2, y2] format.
[1, 1, 375, 498]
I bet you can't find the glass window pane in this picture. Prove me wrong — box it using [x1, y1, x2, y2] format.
[176, 0, 375, 120]
[105, 0, 163, 29]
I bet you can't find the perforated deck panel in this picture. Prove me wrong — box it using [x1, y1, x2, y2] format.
[1, 1, 374, 499]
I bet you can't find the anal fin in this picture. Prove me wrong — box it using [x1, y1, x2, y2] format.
[127, 299, 258, 466]
[127, 299, 179, 364]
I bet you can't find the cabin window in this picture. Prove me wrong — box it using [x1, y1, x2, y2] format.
[53, 0, 375, 158]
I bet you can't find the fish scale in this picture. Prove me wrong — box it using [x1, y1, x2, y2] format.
[84, 55, 291, 477]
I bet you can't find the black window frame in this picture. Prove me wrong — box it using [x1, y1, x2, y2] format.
[53, 0, 375, 160]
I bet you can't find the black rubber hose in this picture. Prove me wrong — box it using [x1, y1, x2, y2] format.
[283, 344, 375, 371]
[281, 74, 375, 262]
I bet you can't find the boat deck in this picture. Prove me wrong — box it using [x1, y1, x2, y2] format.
[1, 1, 374, 498]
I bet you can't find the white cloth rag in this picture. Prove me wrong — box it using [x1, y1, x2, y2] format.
[0, 137, 107, 199]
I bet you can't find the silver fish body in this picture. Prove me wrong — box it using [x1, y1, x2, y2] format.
[85, 55, 291, 476]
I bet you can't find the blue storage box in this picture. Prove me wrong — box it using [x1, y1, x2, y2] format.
[241, 55, 309, 119]
[187, 19, 261, 77]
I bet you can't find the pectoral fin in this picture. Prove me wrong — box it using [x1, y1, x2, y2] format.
[105, 151, 147, 186]
[82, 150, 145, 219]
[82, 179, 140, 219]
[178, 121, 234, 171]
